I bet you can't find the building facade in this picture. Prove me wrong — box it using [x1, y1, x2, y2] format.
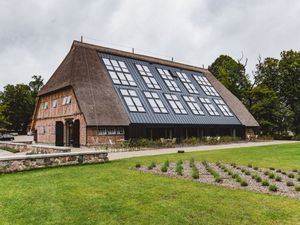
[32, 41, 259, 147]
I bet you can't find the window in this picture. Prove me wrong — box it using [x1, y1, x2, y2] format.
[42, 102, 48, 110]
[136, 64, 160, 89]
[157, 68, 181, 92]
[213, 99, 233, 116]
[107, 128, 116, 135]
[176, 72, 198, 94]
[193, 74, 219, 96]
[199, 98, 219, 116]
[62, 96, 71, 105]
[144, 92, 168, 113]
[164, 94, 187, 114]
[103, 58, 136, 86]
[116, 128, 125, 135]
[52, 100, 58, 108]
[120, 89, 145, 112]
[97, 128, 107, 135]
[182, 96, 204, 115]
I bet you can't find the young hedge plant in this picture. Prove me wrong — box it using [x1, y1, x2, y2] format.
[192, 166, 199, 179]
[269, 185, 278, 192]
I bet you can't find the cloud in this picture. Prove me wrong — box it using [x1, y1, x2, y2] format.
[0, 0, 300, 90]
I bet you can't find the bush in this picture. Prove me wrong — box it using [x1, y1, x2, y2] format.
[275, 176, 282, 182]
[269, 167, 275, 171]
[253, 167, 258, 170]
[292, 169, 298, 172]
[269, 185, 278, 192]
[268, 173, 275, 179]
[241, 180, 248, 186]
[248, 164, 252, 168]
[215, 177, 223, 183]
[288, 173, 295, 178]
[241, 168, 246, 173]
[255, 176, 262, 183]
[295, 186, 300, 192]
[230, 163, 236, 168]
[264, 171, 269, 176]
[148, 162, 156, 170]
[232, 173, 239, 179]
[135, 163, 141, 168]
[245, 171, 251, 176]
[176, 164, 183, 176]
[281, 171, 287, 175]
[177, 159, 183, 165]
[161, 165, 168, 172]
[262, 180, 269, 186]
[297, 176, 300, 182]
[165, 160, 170, 167]
[276, 169, 282, 173]
[236, 177, 242, 183]
[228, 171, 233, 176]
[216, 161, 221, 167]
[287, 181, 294, 186]
[192, 166, 199, 179]
[189, 158, 195, 168]
[182, 137, 200, 145]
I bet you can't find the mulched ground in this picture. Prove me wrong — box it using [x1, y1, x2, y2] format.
[137, 161, 300, 199]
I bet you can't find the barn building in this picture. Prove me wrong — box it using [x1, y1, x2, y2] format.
[32, 41, 259, 147]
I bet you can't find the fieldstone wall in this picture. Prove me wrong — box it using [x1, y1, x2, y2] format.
[0, 151, 108, 173]
[0, 142, 28, 152]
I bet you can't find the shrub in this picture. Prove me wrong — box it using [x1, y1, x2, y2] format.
[177, 159, 183, 166]
[192, 166, 199, 179]
[176, 164, 183, 176]
[297, 176, 300, 182]
[276, 169, 282, 173]
[288, 173, 295, 178]
[232, 173, 239, 179]
[269, 185, 278, 192]
[231, 163, 236, 168]
[228, 171, 233, 176]
[281, 171, 287, 175]
[148, 162, 156, 170]
[287, 181, 294, 186]
[215, 177, 223, 183]
[221, 165, 226, 170]
[240, 180, 248, 186]
[165, 160, 170, 167]
[264, 171, 270, 176]
[182, 137, 200, 145]
[224, 168, 228, 172]
[236, 177, 242, 183]
[268, 173, 275, 179]
[262, 180, 269, 186]
[189, 158, 195, 168]
[241, 168, 245, 173]
[275, 176, 282, 182]
[251, 174, 256, 179]
[269, 167, 275, 171]
[292, 169, 298, 172]
[216, 161, 221, 166]
[248, 164, 252, 168]
[245, 171, 251, 176]
[161, 165, 168, 172]
[255, 176, 262, 183]
[135, 163, 141, 168]
[253, 167, 258, 170]
[295, 186, 300, 192]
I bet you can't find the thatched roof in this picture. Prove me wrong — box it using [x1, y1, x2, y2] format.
[38, 41, 259, 127]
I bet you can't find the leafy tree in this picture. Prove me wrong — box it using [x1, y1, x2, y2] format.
[0, 104, 10, 129]
[0, 84, 34, 132]
[29, 75, 44, 100]
[208, 55, 251, 106]
[279, 50, 300, 134]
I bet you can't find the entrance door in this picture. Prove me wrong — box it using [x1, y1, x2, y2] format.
[73, 119, 80, 148]
[55, 121, 64, 146]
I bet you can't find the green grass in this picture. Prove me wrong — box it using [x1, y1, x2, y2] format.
[0, 143, 300, 225]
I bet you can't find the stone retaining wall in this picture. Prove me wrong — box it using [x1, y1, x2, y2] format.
[0, 151, 108, 173]
[0, 141, 71, 154]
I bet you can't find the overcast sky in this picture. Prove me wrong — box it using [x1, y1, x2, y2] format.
[0, 0, 299, 90]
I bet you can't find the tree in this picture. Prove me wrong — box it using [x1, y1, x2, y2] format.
[29, 75, 44, 100]
[208, 55, 251, 107]
[0, 84, 34, 133]
[279, 50, 300, 134]
[0, 104, 10, 129]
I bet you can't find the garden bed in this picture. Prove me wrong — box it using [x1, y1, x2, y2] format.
[136, 160, 300, 199]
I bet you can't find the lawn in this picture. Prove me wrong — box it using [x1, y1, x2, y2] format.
[0, 143, 300, 225]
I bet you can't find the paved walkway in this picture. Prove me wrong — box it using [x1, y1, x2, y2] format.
[108, 140, 299, 160]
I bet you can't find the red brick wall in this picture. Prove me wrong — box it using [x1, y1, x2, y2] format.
[33, 88, 87, 145]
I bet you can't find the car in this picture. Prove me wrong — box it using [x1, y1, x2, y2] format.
[0, 133, 15, 141]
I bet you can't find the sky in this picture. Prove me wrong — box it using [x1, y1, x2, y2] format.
[0, 0, 300, 90]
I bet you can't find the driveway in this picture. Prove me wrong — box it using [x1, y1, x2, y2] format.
[108, 140, 299, 160]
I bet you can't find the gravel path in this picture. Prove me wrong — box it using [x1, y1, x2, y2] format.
[138, 161, 300, 199]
